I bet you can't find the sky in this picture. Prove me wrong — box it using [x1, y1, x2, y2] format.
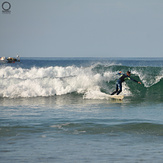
[0, 0, 163, 58]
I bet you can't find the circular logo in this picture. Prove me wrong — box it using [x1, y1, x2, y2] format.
[2, 1, 11, 11]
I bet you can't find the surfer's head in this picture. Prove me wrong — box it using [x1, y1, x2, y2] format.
[127, 71, 131, 76]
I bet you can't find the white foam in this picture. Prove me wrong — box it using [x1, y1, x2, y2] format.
[83, 88, 110, 100]
[0, 66, 103, 98]
[0, 66, 133, 98]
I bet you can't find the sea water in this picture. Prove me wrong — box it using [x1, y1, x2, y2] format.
[0, 57, 163, 163]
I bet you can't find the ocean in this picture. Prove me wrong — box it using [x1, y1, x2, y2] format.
[0, 57, 163, 163]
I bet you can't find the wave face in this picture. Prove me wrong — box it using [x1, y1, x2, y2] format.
[0, 62, 163, 100]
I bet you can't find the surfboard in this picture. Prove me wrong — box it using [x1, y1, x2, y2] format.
[108, 95, 124, 100]
[83, 90, 124, 100]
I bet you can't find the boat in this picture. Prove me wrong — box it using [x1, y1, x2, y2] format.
[0, 55, 20, 63]
[7, 55, 20, 63]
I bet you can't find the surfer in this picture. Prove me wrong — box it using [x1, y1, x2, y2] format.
[111, 71, 141, 95]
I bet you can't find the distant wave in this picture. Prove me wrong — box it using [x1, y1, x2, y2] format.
[1, 120, 162, 137]
[50, 121, 163, 136]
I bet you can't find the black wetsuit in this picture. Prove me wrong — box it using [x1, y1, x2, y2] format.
[111, 73, 138, 95]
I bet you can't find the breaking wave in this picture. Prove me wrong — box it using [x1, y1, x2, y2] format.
[0, 64, 162, 100]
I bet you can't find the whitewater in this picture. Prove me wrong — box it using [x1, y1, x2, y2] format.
[0, 57, 163, 163]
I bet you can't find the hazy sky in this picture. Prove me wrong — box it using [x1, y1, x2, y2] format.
[0, 0, 163, 58]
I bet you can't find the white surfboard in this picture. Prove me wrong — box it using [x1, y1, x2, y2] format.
[83, 90, 124, 100]
[108, 95, 124, 100]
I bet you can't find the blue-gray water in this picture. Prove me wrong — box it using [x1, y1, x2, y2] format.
[0, 58, 163, 163]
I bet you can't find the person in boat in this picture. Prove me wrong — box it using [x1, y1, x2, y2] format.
[7, 55, 20, 63]
[111, 71, 141, 95]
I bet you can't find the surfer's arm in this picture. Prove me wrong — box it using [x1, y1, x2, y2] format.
[130, 77, 141, 84]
